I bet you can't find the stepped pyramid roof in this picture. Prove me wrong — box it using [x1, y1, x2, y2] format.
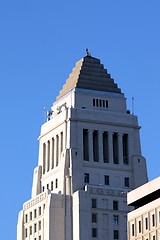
[56, 55, 122, 100]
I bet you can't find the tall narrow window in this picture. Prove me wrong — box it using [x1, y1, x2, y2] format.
[92, 213, 97, 223]
[123, 134, 129, 164]
[55, 178, 58, 188]
[83, 129, 89, 161]
[132, 224, 134, 236]
[103, 131, 109, 163]
[60, 132, 63, 152]
[139, 221, 141, 233]
[93, 130, 99, 162]
[39, 221, 41, 230]
[114, 230, 119, 239]
[43, 143, 46, 174]
[145, 217, 148, 230]
[113, 133, 119, 164]
[152, 214, 155, 227]
[51, 181, 53, 191]
[113, 215, 119, 225]
[47, 140, 50, 172]
[93, 99, 95, 106]
[92, 228, 97, 238]
[124, 177, 129, 187]
[56, 135, 59, 166]
[92, 198, 97, 208]
[84, 173, 89, 183]
[51, 138, 54, 169]
[25, 228, 28, 238]
[30, 226, 32, 235]
[113, 201, 118, 210]
[106, 100, 108, 108]
[104, 175, 109, 185]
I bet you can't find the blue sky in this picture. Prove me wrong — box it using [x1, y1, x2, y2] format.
[1, 1, 160, 239]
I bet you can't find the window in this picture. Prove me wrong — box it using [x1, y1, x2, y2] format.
[93, 99, 95, 106]
[60, 132, 63, 152]
[153, 236, 155, 240]
[30, 226, 32, 235]
[92, 213, 97, 223]
[84, 173, 89, 183]
[132, 224, 134, 236]
[55, 178, 58, 188]
[104, 175, 109, 185]
[123, 134, 129, 164]
[113, 201, 118, 210]
[25, 214, 28, 223]
[25, 228, 28, 238]
[47, 183, 49, 189]
[92, 199, 97, 208]
[51, 181, 53, 191]
[93, 130, 99, 162]
[113, 133, 119, 164]
[152, 214, 155, 227]
[39, 236, 41, 240]
[34, 209, 37, 218]
[39, 221, 41, 230]
[124, 177, 129, 187]
[103, 131, 109, 163]
[114, 230, 119, 239]
[39, 207, 41, 216]
[113, 215, 119, 225]
[92, 228, 97, 238]
[145, 217, 148, 230]
[51, 138, 54, 169]
[34, 223, 37, 233]
[30, 212, 32, 221]
[139, 221, 141, 233]
[83, 129, 89, 161]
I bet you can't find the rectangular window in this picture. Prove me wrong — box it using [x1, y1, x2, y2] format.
[93, 99, 95, 106]
[34, 223, 37, 233]
[153, 236, 155, 240]
[30, 226, 32, 235]
[113, 133, 119, 164]
[113, 215, 119, 225]
[39, 236, 41, 240]
[55, 178, 58, 188]
[139, 221, 141, 233]
[152, 214, 155, 227]
[30, 212, 32, 221]
[92, 213, 97, 223]
[92, 228, 97, 238]
[51, 181, 53, 191]
[39, 221, 41, 230]
[47, 183, 49, 189]
[25, 228, 28, 238]
[25, 214, 28, 223]
[104, 175, 109, 185]
[83, 129, 89, 161]
[103, 131, 109, 163]
[113, 201, 118, 210]
[106, 100, 108, 108]
[93, 130, 99, 162]
[145, 217, 148, 230]
[43, 143, 46, 174]
[84, 173, 89, 183]
[34, 209, 37, 218]
[123, 134, 129, 164]
[124, 177, 129, 187]
[132, 224, 134, 236]
[114, 230, 119, 239]
[100, 99, 102, 107]
[39, 207, 41, 216]
[96, 99, 98, 107]
[92, 198, 97, 208]
[60, 132, 63, 152]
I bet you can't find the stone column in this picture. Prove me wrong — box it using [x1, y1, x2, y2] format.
[88, 130, 93, 162]
[108, 132, 113, 164]
[99, 130, 103, 163]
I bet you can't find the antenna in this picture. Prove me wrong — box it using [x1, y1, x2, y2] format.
[132, 97, 134, 115]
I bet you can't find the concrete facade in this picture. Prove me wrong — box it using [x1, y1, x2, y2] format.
[17, 55, 148, 240]
[127, 177, 160, 240]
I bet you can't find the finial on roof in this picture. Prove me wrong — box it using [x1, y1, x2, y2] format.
[86, 48, 91, 57]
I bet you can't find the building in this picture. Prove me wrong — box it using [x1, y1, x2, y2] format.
[128, 177, 160, 240]
[17, 53, 148, 240]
